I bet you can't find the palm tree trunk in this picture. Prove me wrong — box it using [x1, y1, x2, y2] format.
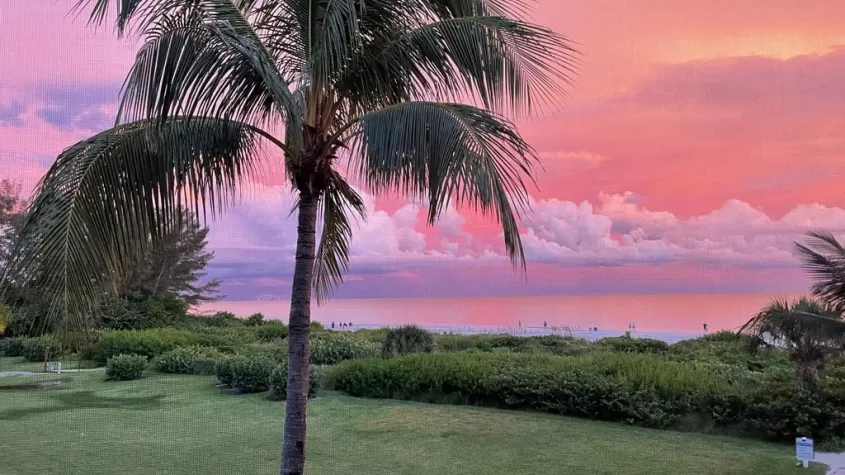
[281, 190, 318, 475]
[796, 362, 819, 393]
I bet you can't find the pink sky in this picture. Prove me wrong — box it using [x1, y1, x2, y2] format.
[1, 1, 845, 299]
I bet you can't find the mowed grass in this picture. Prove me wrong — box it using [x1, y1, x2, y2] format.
[0, 359, 824, 475]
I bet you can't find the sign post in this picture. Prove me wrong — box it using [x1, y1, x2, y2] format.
[796, 437, 814, 468]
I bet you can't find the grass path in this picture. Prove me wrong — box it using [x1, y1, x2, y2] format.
[0, 358, 825, 475]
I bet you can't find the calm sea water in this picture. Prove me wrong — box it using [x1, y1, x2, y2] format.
[198, 292, 802, 335]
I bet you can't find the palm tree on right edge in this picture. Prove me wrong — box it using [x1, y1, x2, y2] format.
[7, 1, 578, 474]
[742, 232, 845, 392]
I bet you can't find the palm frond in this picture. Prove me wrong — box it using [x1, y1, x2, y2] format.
[3, 117, 277, 337]
[345, 101, 534, 268]
[795, 231, 845, 311]
[740, 297, 845, 360]
[313, 171, 366, 302]
[336, 5, 578, 116]
[112, 0, 301, 138]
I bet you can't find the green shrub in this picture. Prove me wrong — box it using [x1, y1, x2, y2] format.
[435, 333, 590, 356]
[245, 313, 265, 326]
[229, 357, 276, 393]
[204, 311, 242, 327]
[518, 335, 592, 356]
[105, 354, 147, 381]
[98, 294, 189, 330]
[95, 296, 146, 330]
[215, 357, 238, 387]
[669, 336, 789, 371]
[21, 336, 64, 362]
[310, 333, 380, 365]
[239, 342, 287, 362]
[597, 335, 670, 354]
[331, 352, 721, 429]
[268, 363, 320, 400]
[0, 337, 30, 357]
[382, 325, 435, 357]
[257, 322, 289, 342]
[191, 326, 259, 352]
[89, 328, 199, 364]
[154, 346, 226, 375]
[328, 351, 845, 443]
[700, 331, 749, 343]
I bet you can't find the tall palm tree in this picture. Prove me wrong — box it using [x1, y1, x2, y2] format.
[6, 0, 576, 473]
[741, 297, 845, 392]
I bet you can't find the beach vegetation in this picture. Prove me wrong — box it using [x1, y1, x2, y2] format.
[383, 325, 436, 356]
[228, 356, 276, 393]
[154, 346, 227, 375]
[329, 350, 845, 444]
[742, 296, 845, 392]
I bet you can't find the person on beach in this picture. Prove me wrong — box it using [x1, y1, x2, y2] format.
[331, 322, 335, 329]
[703, 323, 708, 334]
[544, 321, 547, 328]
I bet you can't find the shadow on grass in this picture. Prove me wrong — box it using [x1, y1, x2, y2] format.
[0, 390, 168, 421]
[0, 378, 71, 391]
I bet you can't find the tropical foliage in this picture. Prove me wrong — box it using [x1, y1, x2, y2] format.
[6, 1, 575, 472]
[741, 297, 845, 391]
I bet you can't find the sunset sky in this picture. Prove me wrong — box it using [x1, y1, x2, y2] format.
[2, 1, 845, 300]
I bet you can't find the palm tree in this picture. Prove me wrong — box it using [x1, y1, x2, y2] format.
[741, 297, 845, 392]
[6, 1, 576, 473]
[795, 231, 845, 312]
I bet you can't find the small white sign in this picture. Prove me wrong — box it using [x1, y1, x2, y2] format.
[796, 437, 814, 468]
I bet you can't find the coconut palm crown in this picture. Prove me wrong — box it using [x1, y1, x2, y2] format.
[5, 1, 577, 474]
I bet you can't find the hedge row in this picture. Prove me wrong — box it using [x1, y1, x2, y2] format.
[329, 351, 845, 443]
[215, 356, 320, 398]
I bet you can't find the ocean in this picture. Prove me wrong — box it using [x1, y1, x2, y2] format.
[197, 292, 803, 338]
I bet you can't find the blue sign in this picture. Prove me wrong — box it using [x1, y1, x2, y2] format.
[796, 437, 814, 463]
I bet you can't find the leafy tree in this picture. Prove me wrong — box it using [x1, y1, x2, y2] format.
[9, 1, 575, 473]
[741, 297, 845, 392]
[0, 179, 26, 279]
[119, 208, 221, 305]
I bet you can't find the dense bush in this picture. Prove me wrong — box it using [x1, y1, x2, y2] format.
[256, 322, 289, 342]
[205, 311, 241, 327]
[239, 342, 287, 362]
[89, 329, 200, 364]
[3, 298, 57, 337]
[669, 335, 789, 371]
[0, 337, 30, 357]
[268, 363, 320, 400]
[190, 326, 259, 352]
[226, 356, 276, 393]
[245, 313, 265, 326]
[105, 354, 147, 381]
[96, 294, 189, 330]
[329, 351, 845, 443]
[154, 346, 226, 375]
[215, 357, 238, 387]
[598, 335, 670, 354]
[310, 333, 380, 365]
[435, 333, 590, 356]
[21, 336, 64, 362]
[382, 325, 435, 357]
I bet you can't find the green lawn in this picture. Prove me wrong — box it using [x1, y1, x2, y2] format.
[0, 358, 825, 475]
